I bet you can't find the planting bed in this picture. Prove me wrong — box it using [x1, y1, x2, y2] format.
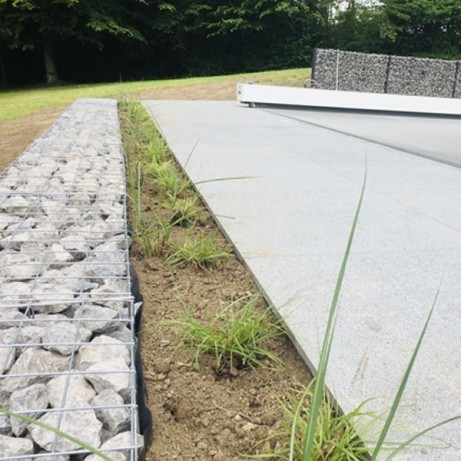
[0, 99, 143, 460]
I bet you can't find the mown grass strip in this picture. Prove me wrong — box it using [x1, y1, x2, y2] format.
[0, 68, 310, 123]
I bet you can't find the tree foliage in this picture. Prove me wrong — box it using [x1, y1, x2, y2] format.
[1, 0, 461, 85]
[378, 0, 461, 56]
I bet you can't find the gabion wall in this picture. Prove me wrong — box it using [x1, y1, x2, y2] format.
[0, 99, 146, 460]
[312, 49, 461, 98]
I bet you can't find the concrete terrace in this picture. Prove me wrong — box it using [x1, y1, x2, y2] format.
[144, 100, 461, 460]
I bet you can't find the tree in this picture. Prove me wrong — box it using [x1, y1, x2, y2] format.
[0, 0, 145, 84]
[170, 0, 327, 73]
[331, 0, 384, 52]
[379, 0, 461, 57]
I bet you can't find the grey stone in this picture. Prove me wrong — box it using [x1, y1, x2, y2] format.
[0, 414, 12, 436]
[90, 281, 129, 310]
[0, 196, 29, 215]
[83, 241, 126, 278]
[67, 222, 116, 245]
[73, 305, 120, 334]
[0, 252, 42, 279]
[33, 313, 68, 323]
[0, 309, 27, 330]
[0, 281, 31, 300]
[0, 231, 35, 250]
[33, 222, 57, 241]
[10, 383, 49, 436]
[46, 375, 96, 408]
[48, 243, 74, 267]
[2, 348, 70, 393]
[29, 397, 102, 452]
[40, 198, 61, 217]
[1, 326, 43, 354]
[78, 336, 130, 370]
[18, 325, 43, 349]
[104, 325, 132, 343]
[0, 433, 34, 458]
[2, 217, 35, 237]
[60, 234, 89, 257]
[0, 214, 19, 234]
[84, 359, 131, 398]
[85, 431, 143, 461]
[47, 268, 98, 292]
[91, 389, 130, 437]
[30, 283, 75, 313]
[42, 322, 92, 355]
[0, 389, 10, 407]
[0, 332, 16, 374]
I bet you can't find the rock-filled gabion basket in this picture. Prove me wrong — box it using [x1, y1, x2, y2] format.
[0, 99, 149, 460]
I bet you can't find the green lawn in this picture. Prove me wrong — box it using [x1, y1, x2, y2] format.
[0, 68, 310, 123]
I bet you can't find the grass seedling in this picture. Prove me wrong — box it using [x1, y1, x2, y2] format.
[168, 195, 199, 227]
[166, 233, 231, 268]
[248, 385, 370, 460]
[145, 133, 168, 164]
[171, 295, 284, 374]
[155, 163, 189, 198]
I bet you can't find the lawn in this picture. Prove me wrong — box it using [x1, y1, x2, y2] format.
[0, 68, 310, 123]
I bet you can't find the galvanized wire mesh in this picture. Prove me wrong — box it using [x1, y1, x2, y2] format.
[0, 99, 142, 460]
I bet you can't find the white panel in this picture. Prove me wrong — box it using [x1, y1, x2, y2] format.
[237, 83, 461, 116]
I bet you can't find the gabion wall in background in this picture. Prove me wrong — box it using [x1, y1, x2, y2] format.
[312, 49, 461, 98]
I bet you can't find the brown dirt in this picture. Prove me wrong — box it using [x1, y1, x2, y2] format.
[0, 106, 66, 171]
[132, 80, 242, 101]
[135, 237, 312, 461]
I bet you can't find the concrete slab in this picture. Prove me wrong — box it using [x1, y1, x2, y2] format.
[144, 100, 461, 460]
[263, 107, 461, 168]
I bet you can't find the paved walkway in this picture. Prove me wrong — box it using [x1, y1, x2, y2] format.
[145, 100, 461, 460]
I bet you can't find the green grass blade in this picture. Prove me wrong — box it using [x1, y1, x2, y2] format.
[302, 172, 367, 460]
[386, 415, 461, 460]
[0, 408, 113, 461]
[370, 288, 440, 460]
[195, 176, 257, 185]
[184, 136, 201, 171]
[289, 385, 311, 461]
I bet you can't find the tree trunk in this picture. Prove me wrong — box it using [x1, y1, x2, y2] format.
[0, 54, 7, 87]
[43, 40, 58, 85]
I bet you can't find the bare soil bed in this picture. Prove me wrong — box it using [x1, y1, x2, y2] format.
[134, 229, 311, 461]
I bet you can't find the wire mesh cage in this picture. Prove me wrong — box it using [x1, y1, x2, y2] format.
[0, 99, 143, 460]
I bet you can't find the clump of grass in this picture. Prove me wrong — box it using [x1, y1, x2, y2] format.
[120, 98, 158, 157]
[145, 133, 168, 164]
[166, 233, 231, 268]
[172, 295, 284, 374]
[169, 195, 199, 227]
[153, 161, 189, 198]
[250, 385, 370, 460]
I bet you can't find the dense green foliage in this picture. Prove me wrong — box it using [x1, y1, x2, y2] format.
[1, 0, 461, 86]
